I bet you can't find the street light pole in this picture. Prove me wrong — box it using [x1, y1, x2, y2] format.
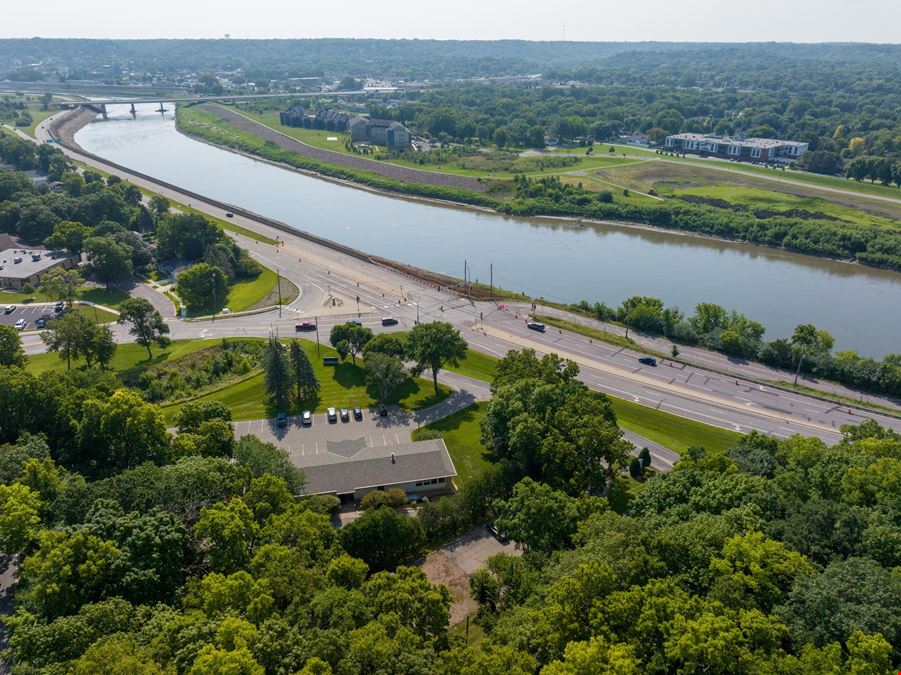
[210, 271, 216, 322]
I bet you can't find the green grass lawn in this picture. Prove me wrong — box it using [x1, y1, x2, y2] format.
[412, 403, 490, 486]
[225, 266, 280, 313]
[26, 338, 218, 376]
[610, 397, 741, 454]
[72, 306, 118, 324]
[159, 339, 450, 422]
[444, 349, 498, 383]
[79, 286, 129, 308]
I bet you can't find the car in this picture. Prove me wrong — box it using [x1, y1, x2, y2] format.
[14, 319, 27, 331]
[526, 321, 546, 332]
[276, 412, 287, 428]
[378, 404, 388, 417]
[225, 212, 234, 218]
[54, 302, 64, 313]
[327, 407, 337, 422]
[301, 410, 312, 426]
[486, 522, 509, 544]
[295, 321, 317, 332]
[35, 314, 52, 328]
[381, 317, 399, 326]
[353, 407, 363, 421]
[340, 408, 349, 422]
[349, 319, 362, 326]
[638, 356, 657, 367]
[3, 305, 14, 314]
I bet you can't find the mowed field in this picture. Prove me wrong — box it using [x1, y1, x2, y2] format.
[592, 161, 901, 227]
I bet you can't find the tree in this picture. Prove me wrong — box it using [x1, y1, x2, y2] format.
[494, 478, 580, 553]
[39, 267, 82, 307]
[638, 447, 652, 469]
[263, 337, 292, 411]
[0, 483, 43, 553]
[289, 340, 319, 403]
[340, 506, 424, 572]
[791, 323, 835, 384]
[175, 400, 232, 434]
[41, 310, 95, 370]
[83, 235, 133, 285]
[117, 297, 171, 358]
[406, 321, 467, 396]
[365, 353, 407, 405]
[329, 322, 374, 364]
[0, 324, 25, 367]
[76, 389, 170, 471]
[363, 332, 408, 359]
[175, 262, 227, 311]
[85, 323, 116, 369]
[148, 195, 170, 216]
[193, 498, 259, 574]
[233, 436, 304, 494]
[45, 220, 92, 254]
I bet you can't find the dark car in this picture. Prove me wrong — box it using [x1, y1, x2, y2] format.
[340, 408, 349, 422]
[349, 319, 363, 326]
[225, 212, 234, 218]
[301, 410, 312, 426]
[487, 522, 509, 544]
[638, 356, 657, 367]
[276, 412, 287, 428]
[54, 302, 64, 313]
[353, 407, 363, 421]
[526, 321, 546, 333]
[327, 407, 338, 423]
[35, 314, 53, 329]
[378, 404, 388, 417]
[381, 317, 399, 326]
[295, 321, 317, 332]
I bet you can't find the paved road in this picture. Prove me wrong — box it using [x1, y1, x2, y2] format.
[24, 111, 901, 448]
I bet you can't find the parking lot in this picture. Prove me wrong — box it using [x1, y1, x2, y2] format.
[232, 390, 477, 464]
[0, 303, 58, 330]
[233, 407, 418, 463]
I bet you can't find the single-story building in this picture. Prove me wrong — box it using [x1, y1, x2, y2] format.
[0, 247, 80, 290]
[297, 438, 457, 503]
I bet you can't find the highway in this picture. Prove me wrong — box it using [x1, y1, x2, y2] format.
[22, 111, 901, 448]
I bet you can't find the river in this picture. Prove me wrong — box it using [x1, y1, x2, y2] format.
[74, 103, 901, 358]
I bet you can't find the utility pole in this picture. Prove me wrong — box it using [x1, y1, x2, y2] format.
[490, 262, 493, 301]
[464, 260, 468, 298]
[210, 271, 216, 322]
[276, 268, 283, 318]
[315, 316, 320, 357]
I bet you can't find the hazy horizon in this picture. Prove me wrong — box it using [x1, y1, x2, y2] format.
[4, 0, 900, 43]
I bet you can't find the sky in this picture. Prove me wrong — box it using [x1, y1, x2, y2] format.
[3, 0, 900, 43]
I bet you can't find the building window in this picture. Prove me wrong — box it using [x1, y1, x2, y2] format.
[439, 477, 445, 483]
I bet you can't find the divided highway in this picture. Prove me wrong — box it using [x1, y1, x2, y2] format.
[24, 111, 901, 446]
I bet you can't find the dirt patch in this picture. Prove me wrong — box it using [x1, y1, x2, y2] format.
[420, 551, 478, 625]
[199, 104, 488, 193]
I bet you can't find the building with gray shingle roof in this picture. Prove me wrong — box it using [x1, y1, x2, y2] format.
[297, 438, 457, 502]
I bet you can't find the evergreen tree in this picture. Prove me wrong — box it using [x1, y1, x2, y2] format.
[263, 337, 292, 411]
[289, 340, 319, 404]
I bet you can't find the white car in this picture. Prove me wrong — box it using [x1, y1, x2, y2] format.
[14, 319, 27, 330]
[301, 410, 312, 426]
[327, 407, 337, 422]
[3, 304, 14, 314]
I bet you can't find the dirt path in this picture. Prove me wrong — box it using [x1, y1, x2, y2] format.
[198, 104, 489, 193]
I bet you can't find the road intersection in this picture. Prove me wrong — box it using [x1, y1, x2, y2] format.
[19, 112, 901, 450]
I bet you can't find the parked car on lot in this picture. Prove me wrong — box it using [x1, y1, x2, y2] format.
[35, 314, 52, 328]
[327, 407, 337, 422]
[487, 522, 509, 543]
[14, 319, 27, 330]
[340, 408, 349, 422]
[378, 404, 388, 417]
[381, 317, 399, 326]
[3, 305, 14, 314]
[301, 410, 312, 426]
[638, 356, 657, 366]
[526, 321, 546, 332]
[295, 321, 317, 332]
[54, 302, 64, 313]
[353, 407, 363, 421]
[276, 412, 287, 428]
